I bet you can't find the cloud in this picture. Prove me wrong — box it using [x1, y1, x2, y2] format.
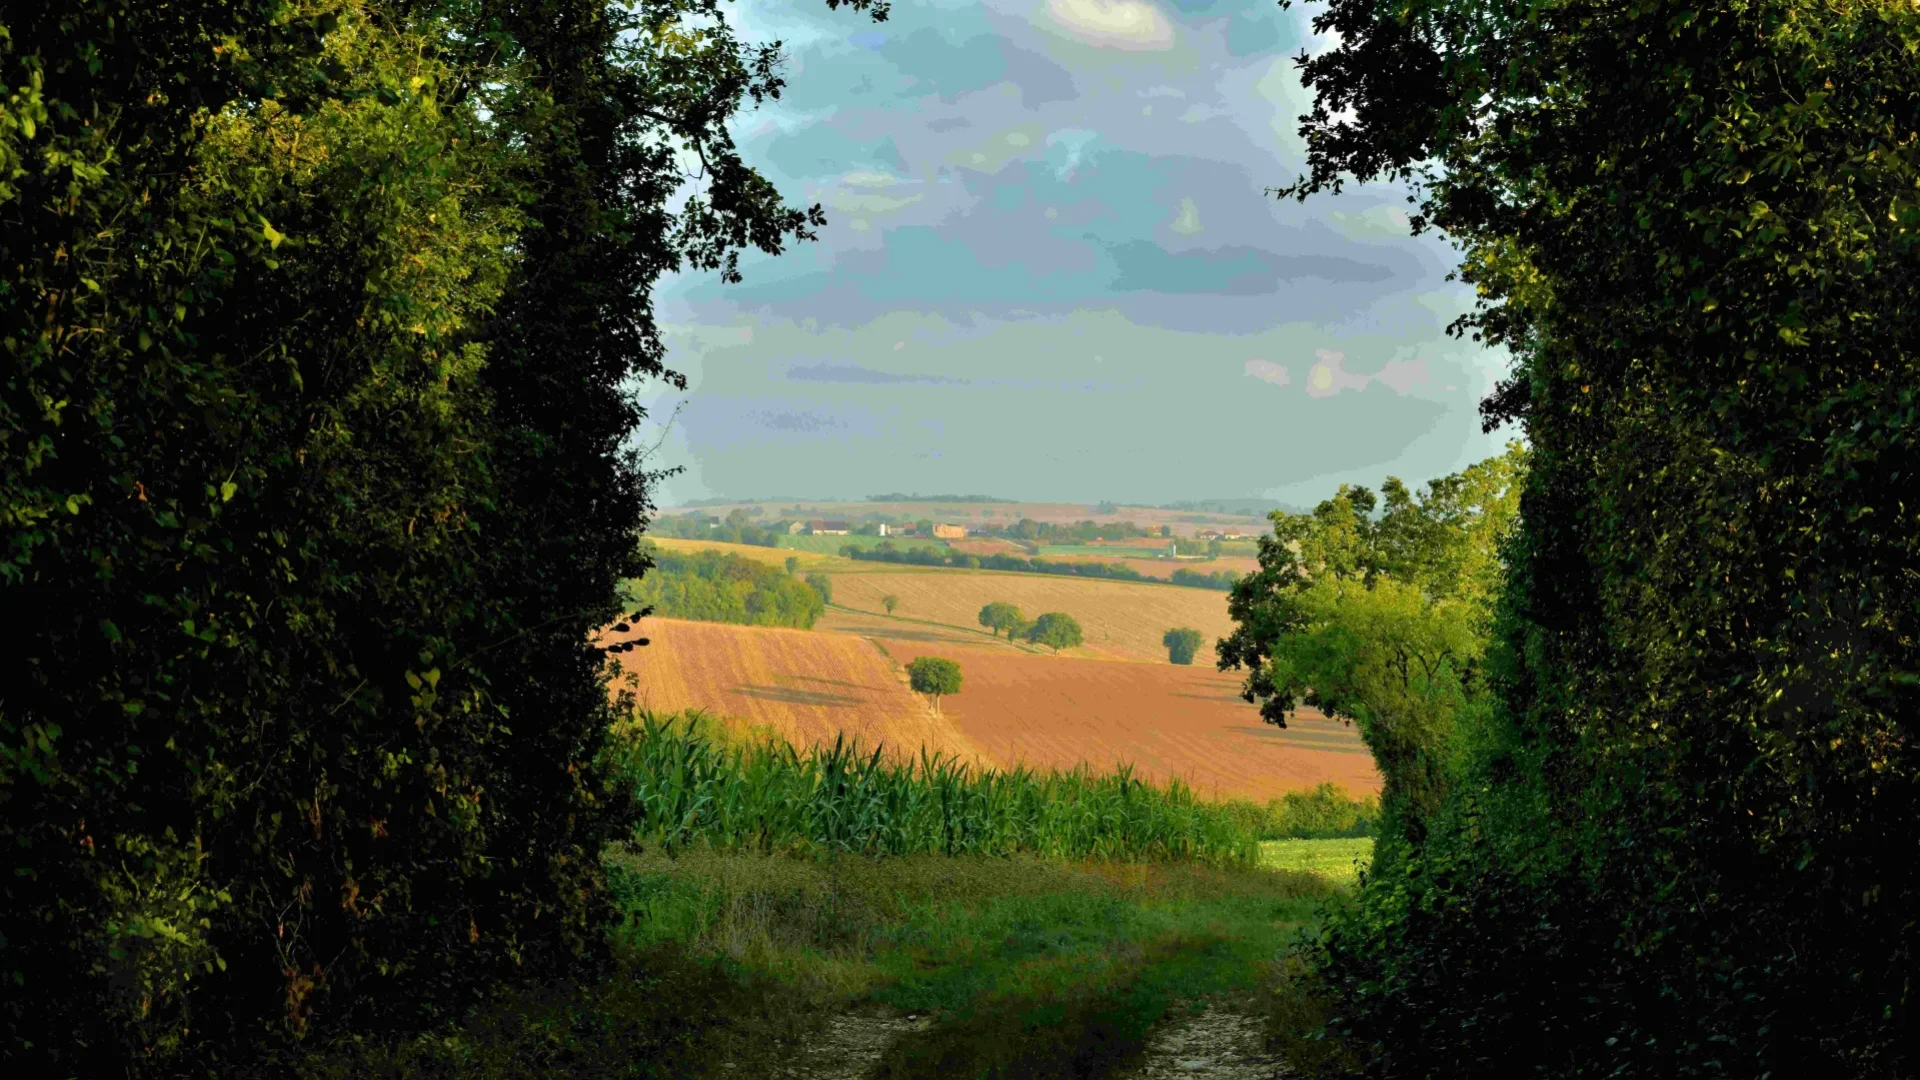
[786, 363, 964, 385]
[880, 28, 1079, 106]
[1169, 197, 1203, 235]
[1244, 359, 1290, 386]
[1106, 240, 1397, 295]
[1375, 356, 1430, 395]
[1043, 0, 1176, 50]
[1304, 349, 1370, 398]
[756, 409, 842, 432]
[926, 117, 972, 133]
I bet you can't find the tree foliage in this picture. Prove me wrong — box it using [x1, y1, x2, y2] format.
[0, 0, 881, 1071]
[1276, 0, 1920, 1071]
[978, 602, 1023, 637]
[623, 550, 825, 629]
[803, 571, 832, 605]
[1162, 628, 1204, 665]
[1025, 613, 1084, 653]
[905, 657, 962, 713]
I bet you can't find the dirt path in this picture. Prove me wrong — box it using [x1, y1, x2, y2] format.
[762, 1006, 1291, 1080]
[1122, 1006, 1293, 1079]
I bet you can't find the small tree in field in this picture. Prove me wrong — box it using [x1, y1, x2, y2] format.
[1163, 627, 1204, 665]
[805, 572, 832, 604]
[907, 656, 963, 713]
[883, 594, 900, 614]
[1027, 612, 1083, 653]
[786, 555, 800, 576]
[978, 601, 1022, 637]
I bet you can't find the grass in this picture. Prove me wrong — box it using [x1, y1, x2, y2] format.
[1259, 838, 1374, 886]
[605, 711, 1262, 864]
[605, 846, 1344, 1079]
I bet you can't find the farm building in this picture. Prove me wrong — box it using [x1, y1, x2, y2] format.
[809, 520, 851, 535]
[876, 523, 890, 536]
[933, 523, 968, 539]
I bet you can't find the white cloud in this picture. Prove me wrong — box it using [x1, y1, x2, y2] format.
[1043, 0, 1175, 51]
[1244, 359, 1290, 386]
[1169, 197, 1202, 235]
[1305, 349, 1369, 398]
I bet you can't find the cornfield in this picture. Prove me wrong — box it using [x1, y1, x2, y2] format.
[603, 711, 1261, 865]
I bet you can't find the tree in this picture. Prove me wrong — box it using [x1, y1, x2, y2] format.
[1162, 628, 1204, 665]
[906, 656, 963, 714]
[1026, 613, 1084, 653]
[1277, 0, 1920, 1070]
[882, 594, 899, 614]
[786, 555, 800, 576]
[804, 572, 832, 605]
[978, 601, 1023, 637]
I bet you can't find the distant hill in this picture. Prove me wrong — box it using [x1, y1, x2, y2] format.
[867, 492, 1016, 503]
[1147, 499, 1304, 517]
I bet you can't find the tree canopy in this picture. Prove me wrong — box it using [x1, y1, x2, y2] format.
[1276, 0, 1920, 1070]
[624, 549, 825, 629]
[978, 602, 1023, 637]
[906, 657, 962, 713]
[1162, 628, 1204, 665]
[1026, 613, 1084, 653]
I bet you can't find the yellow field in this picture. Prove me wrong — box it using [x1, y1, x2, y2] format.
[824, 569, 1237, 665]
[642, 536, 854, 571]
[602, 617, 984, 762]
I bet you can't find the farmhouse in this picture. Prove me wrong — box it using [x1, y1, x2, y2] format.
[1221, 530, 1250, 540]
[932, 523, 968, 539]
[1197, 529, 1222, 540]
[809, 520, 851, 535]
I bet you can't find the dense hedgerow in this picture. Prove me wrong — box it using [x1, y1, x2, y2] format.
[622, 547, 827, 629]
[604, 711, 1262, 865]
[1279, 0, 1920, 1074]
[0, 0, 880, 1073]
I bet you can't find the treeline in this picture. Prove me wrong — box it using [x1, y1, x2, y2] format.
[0, 0, 881, 1073]
[844, 544, 1242, 590]
[626, 550, 824, 629]
[867, 492, 1014, 503]
[1254, 1, 1920, 1073]
[997, 517, 1159, 543]
[650, 512, 784, 547]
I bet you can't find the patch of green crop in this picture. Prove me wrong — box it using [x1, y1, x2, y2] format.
[1258, 839, 1374, 886]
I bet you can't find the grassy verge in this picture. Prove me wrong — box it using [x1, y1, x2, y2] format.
[607, 846, 1342, 1078]
[1259, 838, 1375, 887]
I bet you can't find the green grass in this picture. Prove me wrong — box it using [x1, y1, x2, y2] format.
[605, 847, 1340, 1079]
[1035, 543, 1173, 558]
[1259, 838, 1374, 886]
[606, 711, 1262, 865]
[777, 534, 950, 555]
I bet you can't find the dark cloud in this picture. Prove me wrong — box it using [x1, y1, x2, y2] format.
[787, 363, 965, 385]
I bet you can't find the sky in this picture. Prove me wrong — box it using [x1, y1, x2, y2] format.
[638, 0, 1517, 508]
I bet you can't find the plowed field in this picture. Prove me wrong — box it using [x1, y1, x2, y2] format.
[602, 618, 984, 762]
[880, 640, 1379, 801]
[826, 570, 1236, 664]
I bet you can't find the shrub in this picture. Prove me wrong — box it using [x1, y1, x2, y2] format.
[1161, 628, 1203, 665]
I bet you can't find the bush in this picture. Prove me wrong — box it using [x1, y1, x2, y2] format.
[1162, 627, 1203, 665]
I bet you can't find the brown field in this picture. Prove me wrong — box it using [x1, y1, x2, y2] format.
[879, 640, 1379, 801]
[947, 537, 1032, 557]
[602, 618, 984, 762]
[825, 569, 1237, 665]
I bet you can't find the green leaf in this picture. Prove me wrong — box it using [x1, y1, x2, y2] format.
[220, 481, 237, 502]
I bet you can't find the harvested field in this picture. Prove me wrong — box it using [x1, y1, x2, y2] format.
[879, 640, 1379, 801]
[947, 537, 1032, 557]
[602, 618, 984, 763]
[1029, 554, 1264, 582]
[826, 570, 1237, 664]
[644, 536, 855, 571]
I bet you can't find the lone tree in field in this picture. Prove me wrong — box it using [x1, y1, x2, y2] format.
[883, 594, 900, 614]
[786, 555, 800, 576]
[805, 572, 832, 604]
[1163, 627, 1204, 665]
[978, 601, 1023, 637]
[907, 656, 963, 714]
[1026, 612, 1084, 653]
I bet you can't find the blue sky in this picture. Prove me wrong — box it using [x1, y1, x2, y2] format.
[640, 0, 1517, 507]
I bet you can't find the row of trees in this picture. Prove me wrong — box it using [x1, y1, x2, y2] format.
[1246, 0, 1920, 1071]
[0, 0, 883, 1072]
[624, 550, 825, 629]
[845, 544, 1242, 591]
[977, 604, 1085, 652]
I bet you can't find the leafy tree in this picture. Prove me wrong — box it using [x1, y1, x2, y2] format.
[1026, 613, 1084, 653]
[804, 572, 833, 605]
[1276, 0, 1920, 1071]
[624, 551, 824, 629]
[786, 555, 800, 576]
[0, 0, 884, 1071]
[1162, 628, 1204, 665]
[906, 656, 963, 714]
[882, 594, 899, 614]
[978, 601, 1023, 637]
